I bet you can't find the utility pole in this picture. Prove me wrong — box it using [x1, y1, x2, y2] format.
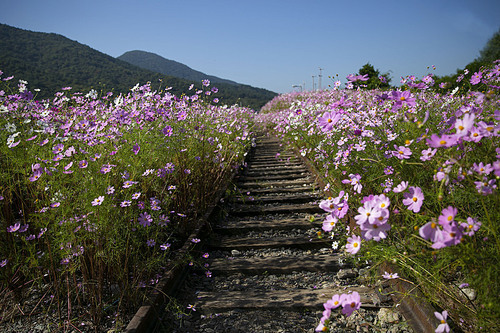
[312, 76, 316, 91]
[318, 67, 323, 91]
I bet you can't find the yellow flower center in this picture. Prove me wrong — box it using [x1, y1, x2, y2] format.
[439, 140, 447, 145]
[400, 96, 406, 101]
[447, 216, 453, 221]
[431, 222, 436, 229]
[353, 242, 359, 248]
[328, 118, 333, 123]
[413, 197, 418, 202]
[458, 125, 464, 130]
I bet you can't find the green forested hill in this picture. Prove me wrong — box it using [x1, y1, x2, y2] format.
[0, 23, 277, 109]
[118, 50, 239, 86]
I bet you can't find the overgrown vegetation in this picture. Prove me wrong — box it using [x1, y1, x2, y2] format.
[257, 59, 499, 332]
[0, 76, 255, 330]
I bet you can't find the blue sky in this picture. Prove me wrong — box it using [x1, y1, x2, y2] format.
[1, 0, 499, 93]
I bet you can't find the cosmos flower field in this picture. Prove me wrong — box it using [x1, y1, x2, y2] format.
[1, 60, 499, 331]
[257, 62, 500, 332]
[0, 76, 254, 327]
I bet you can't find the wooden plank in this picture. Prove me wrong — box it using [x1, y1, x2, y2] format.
[229, 203, 323, 216]
[214, 218, 320, 234]
[210, 235, 329, 250]
[236, 173, 310, 182]
[237, 178, 315, 189]
[232, 193, 319, 205]
[246, 165, 307, 172]
[194, 287, 381, 312]
[208, 254, 342, 274]
[243, 168, 308, 176]
[248, 161, 303, 168]
[244, 186, 319, 195]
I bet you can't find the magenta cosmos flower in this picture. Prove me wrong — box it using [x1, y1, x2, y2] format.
[318, 111, 342, 132]
[402, 186, 424, 213]
[391, 90, 416, 108]
[426, 134, 459, 148]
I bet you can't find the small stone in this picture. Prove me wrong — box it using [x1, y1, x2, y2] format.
[231, 249, 241, 256]
[337, 269, 356, 279]
[460, 287, 477, 300]
[377, 308, 400, 324]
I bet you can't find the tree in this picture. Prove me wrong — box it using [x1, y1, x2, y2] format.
[478, 28, 500, 64]
[352, 63, 391, 90]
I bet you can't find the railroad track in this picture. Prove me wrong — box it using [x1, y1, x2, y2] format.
[155, 134, 415, 333]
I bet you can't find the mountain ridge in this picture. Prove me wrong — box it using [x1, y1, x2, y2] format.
[118, 50, 240, 86]
[0, 23, 276, 109]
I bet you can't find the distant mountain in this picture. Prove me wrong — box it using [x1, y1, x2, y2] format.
[0, 24, 277, 109]
[118, 50, 239, 86]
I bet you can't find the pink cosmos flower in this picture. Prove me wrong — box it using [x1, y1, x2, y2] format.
[91, 196, 104, 206]
[162, 125, 173, 137]
[29, 169, 43, 182]
[426, 134, 459, 148]
[7, 223, 20, 233]
[438, 206, 457, 226]
[391, 90, 416, 108]
[315, 322, 327, 332]
[160, 243, 171, 250]
[419, 220, 442, 243]
[466, 127, 483, 142]
[132, 144, 140, 155]
[138, 212, 152, 227]
[325, 294, 345, 310]
[393, 145, 412, 159]
[434, 310, 450, 333]
[318, 111, 342, 132]
[361, 219, 391, 241]
[355, 200, 382, 225]
[341, 292, 361, 317]
[382, 271, 399, 279]
[346, 235, 362, 254]
[342, 174, 362, 193]
[393, 181, 408, 193]
[461, 217, 481, 236]
[454, 113, 475, 136]
[322, 215, 338, 232]
[472, 162, 493, 175]
[402, 186, 424, 213]
[470, 71, 482, 85]
[420, 148, 437, 161]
